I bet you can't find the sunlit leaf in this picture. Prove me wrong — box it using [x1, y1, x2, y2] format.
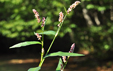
[86, 4, 95, 9]
[97, 6, 106, 11]
[10, 41, 41, 49]
[38, 30, 56, 35]
[28, 67, 41, 71]
[104, 44, 110, 50]
[56, 58, 63, 71]
[44, 51, 84, 58]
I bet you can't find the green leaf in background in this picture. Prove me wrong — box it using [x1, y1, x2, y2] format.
[97, 6, 106, 11]
[86, 4, 95, 9]
[10, 41, 41, 49]
[44, 51, 84, 58]
[104, 44, 110, 50]
[56, 58, 63, 71]
[28, 67, 41, 71]
[38, 30, 56, 35]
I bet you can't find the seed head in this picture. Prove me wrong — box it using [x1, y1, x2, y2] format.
[59, 12, 64, 23]
[67, 1, 80, 14]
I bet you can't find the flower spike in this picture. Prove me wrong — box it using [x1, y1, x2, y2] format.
[41, 17, 46, 27]
[59, 12, 64, 23]
[67, 1, 80, 14]
[32, 9, 41, 23]
[34, 32, 42, 40]
[69, 43, 75, 53]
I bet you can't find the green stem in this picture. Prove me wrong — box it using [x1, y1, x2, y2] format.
[63, 56, 70, 70]
[39, 14, 67, 68]
[45, 14, 67, 55]
[41, 27, 44, 62]
[39, 58, 45, 67]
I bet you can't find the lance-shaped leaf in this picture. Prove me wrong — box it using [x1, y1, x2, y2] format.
[56, 58, 63, 71]
[38, 30, 56, 35]
[10, 41, 41, 49]
[44, 51, 84, 58]
[28, 67, 41, 71]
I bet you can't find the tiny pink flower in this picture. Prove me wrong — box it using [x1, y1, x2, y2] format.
[34, 32, 42, 40]
[59, 12, 64, 23]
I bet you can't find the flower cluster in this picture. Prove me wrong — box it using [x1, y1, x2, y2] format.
[32, 9, 41, 23]
[34, 32, 42, 40]
[62, 43, 75, 64]
[69, 43, 75, 53]
[67, 1, 80, 14]
[41, 17, 46, 27]
[59, 12, 64, 23]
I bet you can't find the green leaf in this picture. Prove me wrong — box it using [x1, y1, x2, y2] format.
[86, 4, 95, 9]
[44, 51, 84, 58]
[56, 58, 63, 71]
[97, 6, 106, 11]
[10, 41, 41, 49]
[28, 67, 41, 71]
[104, 44, 110, 50]
[38, 30, 56, 35]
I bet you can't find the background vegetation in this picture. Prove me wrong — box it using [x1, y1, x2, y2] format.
[0, 0, 113, 60]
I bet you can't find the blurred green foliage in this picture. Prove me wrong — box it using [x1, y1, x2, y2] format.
[0, 0, 113, 57]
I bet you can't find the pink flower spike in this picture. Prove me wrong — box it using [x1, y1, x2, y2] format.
[67, 1, 80, 14]
[62, 56, 66, 63]
[41, 17, 46, 27]
[69, 43, 75, 53]
[32, 9, 41, 23]
[34, 32, 42, 40]
[59, 12, 64, 23]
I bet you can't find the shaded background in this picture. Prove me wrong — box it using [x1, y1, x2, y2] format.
[0, 0, 113, 71]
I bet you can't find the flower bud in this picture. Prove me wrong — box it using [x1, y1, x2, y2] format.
[69, 43, 75, 53]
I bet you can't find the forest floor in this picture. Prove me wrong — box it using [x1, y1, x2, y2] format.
[0, 54, 113, 71]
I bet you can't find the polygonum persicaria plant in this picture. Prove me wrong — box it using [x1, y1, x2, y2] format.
[10, 1, 84, 71]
